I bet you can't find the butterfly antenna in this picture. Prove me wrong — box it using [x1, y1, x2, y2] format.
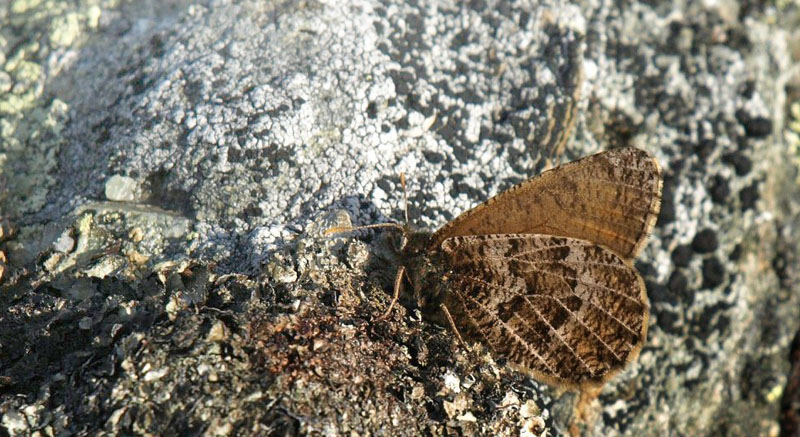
[400, 173, 409, 227]
[324, 222, 405, 236]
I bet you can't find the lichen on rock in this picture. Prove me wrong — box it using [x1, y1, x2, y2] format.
[2, 0, 800, 436]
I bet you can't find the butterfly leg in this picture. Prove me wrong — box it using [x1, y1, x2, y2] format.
[439, 304, 469, 351]
[376, 266, 405, 320]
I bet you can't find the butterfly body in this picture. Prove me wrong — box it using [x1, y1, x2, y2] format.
[394, 147, 662, 389]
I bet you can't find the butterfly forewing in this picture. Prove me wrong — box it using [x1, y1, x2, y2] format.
[429, 148, 662, 260]
[437, 234, 649, 388]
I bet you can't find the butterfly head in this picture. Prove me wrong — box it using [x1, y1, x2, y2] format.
[395, 230, 428, 256]
[394, 231, 449, 311]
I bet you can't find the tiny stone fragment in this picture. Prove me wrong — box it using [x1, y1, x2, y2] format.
[106, 407, 127, 428]
[143, 367, 169, 382]
[267, 251, 297, 283]
[105, 174, 138, 201]
[312, 338, 328, 351]
[520, 400, 540, 418]
[522, 416, 546, 437]
[0, 251, 5, 284]
[53, 232, 75, 253]
[85, 255, 126, 278]
[1, 409, 27, 435]
[127, 250, 149, 266]
[457, 411, 477, 422]
[43, 252, 64, 272]
[443, 371, 461, 393]
[410, 385, 425, 401]
[207, 320, 228, 343]
[345, 240, 369, 269]
[443, 393, 471, 419]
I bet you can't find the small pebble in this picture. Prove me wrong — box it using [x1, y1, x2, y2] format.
[105, 175, 137, 202]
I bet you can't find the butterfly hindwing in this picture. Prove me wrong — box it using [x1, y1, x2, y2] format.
[437, 234, 649, 388]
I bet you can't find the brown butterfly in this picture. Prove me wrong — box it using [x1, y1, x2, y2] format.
[331, 147, 662, 389]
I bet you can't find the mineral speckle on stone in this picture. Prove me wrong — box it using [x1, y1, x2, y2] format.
[104, 175, 139, 202]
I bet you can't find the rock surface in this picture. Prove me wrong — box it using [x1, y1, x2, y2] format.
[1, 0, 799, 435]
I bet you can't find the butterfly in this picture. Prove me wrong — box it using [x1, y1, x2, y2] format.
[331, 147, 662, 389]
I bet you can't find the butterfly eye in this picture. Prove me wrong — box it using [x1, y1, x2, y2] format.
[386, 233, 402, 253]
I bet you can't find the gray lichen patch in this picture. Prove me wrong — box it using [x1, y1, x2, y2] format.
[2, 0, 800, 435]
[0, 0, 111, 219]
[5, 0, 585, 268]
[6, 202, 192, 278]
